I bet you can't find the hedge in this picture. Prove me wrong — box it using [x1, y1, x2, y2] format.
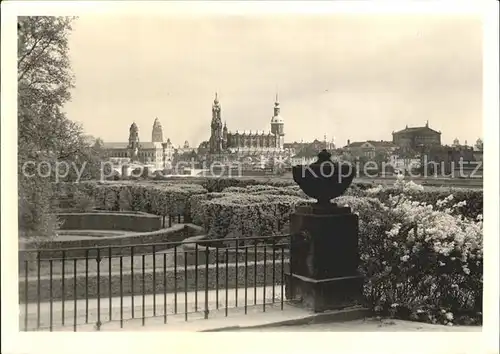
[189, 192, 311, 240]
[52, 181, 207, 218]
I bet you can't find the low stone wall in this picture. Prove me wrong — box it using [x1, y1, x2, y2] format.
[57, 212, 162, 232]
[19, 260, 290, 303]
[19, 224, 204, 261]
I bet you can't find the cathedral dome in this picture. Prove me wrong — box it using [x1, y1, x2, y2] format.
[271, 115, 284, 124]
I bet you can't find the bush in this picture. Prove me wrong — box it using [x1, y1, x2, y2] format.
[361, 177, 482, 220]
[196, 193, 311, 240]
[52, 181, 208, 218]
[73, 191, 95, 212]
[201, 177, 295, 192]
[19, 169, 61, 242]
[50, 178, 482, 325]
[118, 187, 133, 211]
[224, 184, 308, 198]
[337, 180, 483, 326]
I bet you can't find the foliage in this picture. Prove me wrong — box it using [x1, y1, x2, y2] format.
[73, 191, 95, 212]
[49, 178, 483, 325]
[17, 17, 72, 239]
[223, 185, 308, 198]
[118, 187, 133, 211]
[53, 181, 207, 217]
[199, 193, 309, 240]
[18, 170, 62, 240]
[362, 177, 483, 220]
[188, 185, 312, 239]
[336, 179, 483, 325]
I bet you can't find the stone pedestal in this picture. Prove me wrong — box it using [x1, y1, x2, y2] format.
[285, 204, 365, 312]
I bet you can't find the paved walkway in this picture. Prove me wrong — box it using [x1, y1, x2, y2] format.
[20, 283, 482, 333]
[236, 318, 482, 332]
[20, 285, 284, 331]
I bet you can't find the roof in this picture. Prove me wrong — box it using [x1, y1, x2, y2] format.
[346, 141, 365, 148]
[101, 142, 164, 150]
[271, 114, 284, 123]
[345, 140, 396, 148]
[140, 142, 163, 149]
[102, 142, 128, 149]
[283, 142, 308, 149]
[393, 126, 441, 135]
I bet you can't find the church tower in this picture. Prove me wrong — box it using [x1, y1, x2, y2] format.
[209, 93, 223, 154]
[270, 93, 285, 149]
[222, 121, 228, 149]
[128, 122, 140, 161]
[152, 117, 164, 143]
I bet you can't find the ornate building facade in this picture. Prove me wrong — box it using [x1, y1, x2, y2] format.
[207, 94, 285, 158]
[392, 121, 441, 151]
[343, 140, 397, 159]
[102, 119, 181, 169]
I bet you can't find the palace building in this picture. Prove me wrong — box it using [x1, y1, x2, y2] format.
[392, 121, 441, 151]
[101, 118, 177, 169]
[207, 93, 285, 158]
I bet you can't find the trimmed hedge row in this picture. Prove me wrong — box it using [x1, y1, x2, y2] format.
[52, 181, 207, 218]
[190, 192, 309, 240]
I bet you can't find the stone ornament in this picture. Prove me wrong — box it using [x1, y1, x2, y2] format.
[292, 149, 356, 207]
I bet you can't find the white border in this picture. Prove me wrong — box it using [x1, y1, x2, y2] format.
[2, 2, 498, 354]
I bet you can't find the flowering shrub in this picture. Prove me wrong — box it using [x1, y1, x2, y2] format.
[337, 180, 483, 325]
[361, 179, 482, 220]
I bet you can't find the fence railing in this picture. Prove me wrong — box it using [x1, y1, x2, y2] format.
[19, 234, 291, 331]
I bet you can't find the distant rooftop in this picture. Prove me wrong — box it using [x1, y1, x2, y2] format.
[346, 140, 396, 148]
[393, 125, 440, 135]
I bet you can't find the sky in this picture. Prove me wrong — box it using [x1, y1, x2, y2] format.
[64, 14, 483, 148]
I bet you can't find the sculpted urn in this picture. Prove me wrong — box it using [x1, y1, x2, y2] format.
[292, 149, 356, 208]
[286, 149, 365, 313]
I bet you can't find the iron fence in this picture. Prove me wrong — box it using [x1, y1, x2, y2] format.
[19, 234, 291, 331]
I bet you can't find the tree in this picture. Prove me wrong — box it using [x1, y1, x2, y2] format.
[18, 17, 103, 239]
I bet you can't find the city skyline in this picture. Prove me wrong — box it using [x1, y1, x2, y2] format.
[63, 14, 482, 148]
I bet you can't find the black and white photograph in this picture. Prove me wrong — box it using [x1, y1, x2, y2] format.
[1, 1, 498, 354]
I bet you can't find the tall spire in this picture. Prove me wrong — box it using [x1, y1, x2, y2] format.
[273, 93, 280, 115]
[214, 91, 219, 104]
